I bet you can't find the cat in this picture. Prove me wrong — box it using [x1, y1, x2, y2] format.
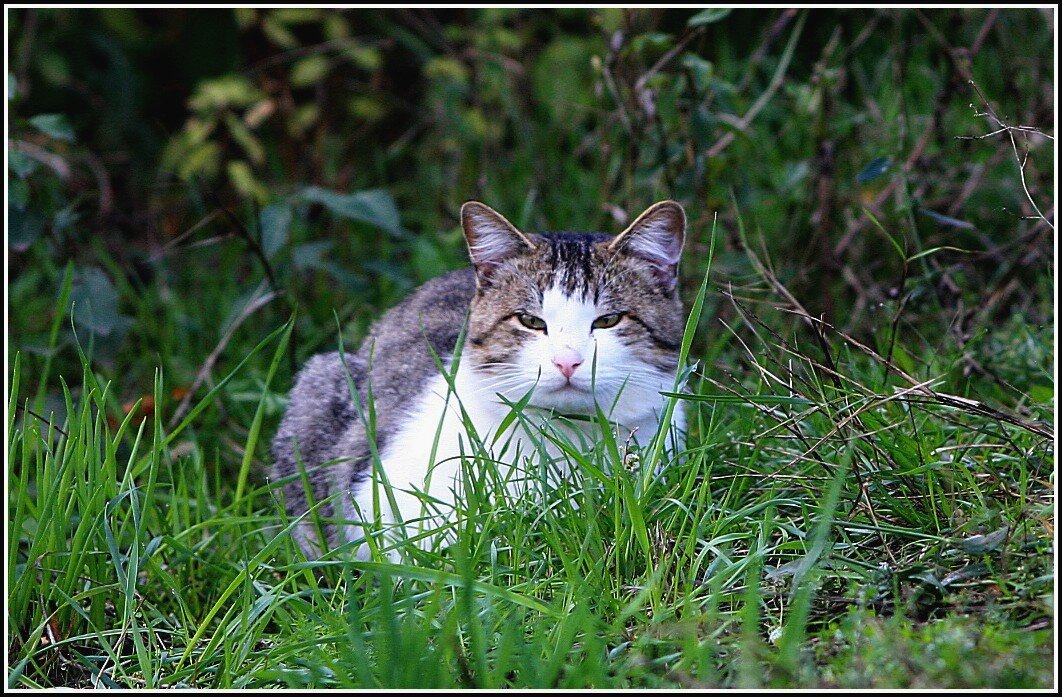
[270, 200, 688, 560]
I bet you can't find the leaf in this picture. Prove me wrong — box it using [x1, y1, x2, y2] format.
[910, 570, 945, 592]
[259, 202, 292, 259]
[959, 525, 1009, 555]
[1029, 384, 1053, 405]
[8, 206, 45, 251]
[262, 16, 299, 49]
[532, 36, 596, 121]
[188, 75, 264, 112]
[297, 186, 403, 236]
[272, 8, 322, 24]
[765, 559, 803, 580]
[291, 241, 333, 272]
[224, 113, 265, 165]
[907, 245, 972, 263]
[226, 160, 268, 203]
[235, 319, 294, 504]
[348, 561, 565, 618]
[629, 32, 673, 55]
[292, 241, 367, 292]
[681, 53, 714, 91]
[917, 208, 976, 230]
[857, 156, 890, 184]
[8, 178, 29, 210]
[941, 562, 989, 587]
[660, 391, 815, 406]
[688, 8, 732, 26]
[69, 267, 134, 341]
[863, 207, 906, 259]
[343, 43, 382, 72]
[233, 7, 256, 28]
[290, 55, 331, 87]
[8, 151, 37, 179]
[28, 113, 75, 142]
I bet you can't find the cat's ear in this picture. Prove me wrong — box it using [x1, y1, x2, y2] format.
[461, 201, 536, 281]
[609, 200, 686, 290]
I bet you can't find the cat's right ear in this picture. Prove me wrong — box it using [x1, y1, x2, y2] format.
[609, 200, 686, 291]
[461, 201, 536, 282]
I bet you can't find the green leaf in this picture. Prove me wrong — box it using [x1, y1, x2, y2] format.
[348, 562, 565, 618]
[188, 75, 264, 112]
[68, 267, 131, 338]
[682, 53, 714, 91]
[688, 8, 732, 26]
[28, 113, 75, 142]
[8, 151, 37, 179]
[226, 160, 268, 203]
[629, 32, 673, 55]
[262, 16, 299, 49]
[272, 8, 322, 24]
[292, 241, 368, 292]
[260, 202, 292, 258]
[298, 186, 404, 236]
[532, 36, 596, 121]
[959, 526, 1009, 555]
[234, 318, 294, 504]
[1029, 384, 1053, 405]
[660, 391, 815, 406]
[8, 206, 45, 251]
[940, 563, 989, 587]
[291, 240, 333, 270]
[8, 178, 29, 211]
[290, 55, 331, 87]
[906, 245, 972, 263]
[224, 113, 265, 165]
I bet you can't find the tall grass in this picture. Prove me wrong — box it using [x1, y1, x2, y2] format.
[7, 244, 1053, 688]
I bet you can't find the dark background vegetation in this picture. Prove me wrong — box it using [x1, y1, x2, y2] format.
[7, 7, 1055, 688]
[10, 8, 1054, 375]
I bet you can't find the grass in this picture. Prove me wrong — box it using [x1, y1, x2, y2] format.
[6, 7, 1054, 689]
[7, 236, 1053, 688]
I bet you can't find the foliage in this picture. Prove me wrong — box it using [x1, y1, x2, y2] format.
[6, 7, 1055, 689]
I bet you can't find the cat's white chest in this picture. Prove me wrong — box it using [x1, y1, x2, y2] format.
[343, 364, 678, 559]
[347, 370, 565, 544]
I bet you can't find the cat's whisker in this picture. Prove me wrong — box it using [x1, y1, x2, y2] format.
[470, 378, 540, 396]
[472, 362, 528, 370]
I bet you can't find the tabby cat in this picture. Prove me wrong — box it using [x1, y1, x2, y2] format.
[271, 200, 688, 559]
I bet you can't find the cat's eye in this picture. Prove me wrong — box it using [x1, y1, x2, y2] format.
[516, 313, 547, 331]
[592, 312, 624, 330]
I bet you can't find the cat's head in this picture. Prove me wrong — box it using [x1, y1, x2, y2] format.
[459, 200, 686, 422]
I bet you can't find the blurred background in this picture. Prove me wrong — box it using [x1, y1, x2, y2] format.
[7, 7, 1054, 458]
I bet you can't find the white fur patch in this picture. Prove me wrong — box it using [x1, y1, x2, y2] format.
[342, 365, 599, 561]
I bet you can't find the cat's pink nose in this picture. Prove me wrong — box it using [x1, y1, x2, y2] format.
[552, 349, 583, 379]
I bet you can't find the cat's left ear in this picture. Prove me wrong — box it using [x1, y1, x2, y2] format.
[461, 201, 536, 283]
[609, 200, 686, 291]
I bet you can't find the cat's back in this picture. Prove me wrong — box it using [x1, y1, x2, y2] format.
[357, 267, 476, 409]
[270, 268, 475, 533]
